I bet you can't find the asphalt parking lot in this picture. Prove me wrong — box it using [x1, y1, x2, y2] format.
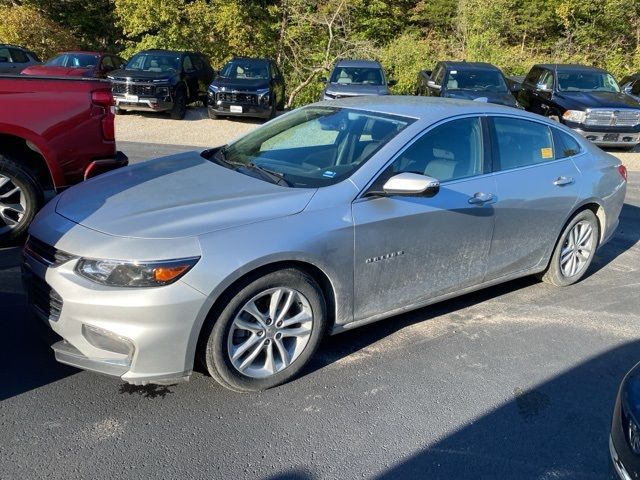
[1, 143, 639, 479]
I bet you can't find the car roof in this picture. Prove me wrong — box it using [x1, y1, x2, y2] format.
[316, 95, 538, 122]
[440, 61, 501, 71]
[535, 63, 609, 74]
[334, 59, 382, 69]
[230, 57, 273, 63]
[57, 51, 104, 56]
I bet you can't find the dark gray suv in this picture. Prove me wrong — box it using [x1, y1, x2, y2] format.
[0, 44, 40, 74]
[321, 59, 395, 100]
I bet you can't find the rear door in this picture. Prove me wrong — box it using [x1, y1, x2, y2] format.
[518, 67, 544, 112]
[352, 116, 497, 321]
[485, 116, 580, 280]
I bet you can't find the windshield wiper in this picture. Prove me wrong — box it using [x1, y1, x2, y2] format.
[244, 163, 292, 187]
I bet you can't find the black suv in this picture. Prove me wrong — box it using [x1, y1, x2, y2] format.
[109, 49, 214, 120]
[0, 44, 40, 73]
[207, 57, 285, 120]
[518, 64, 640, 148]
[416, 61, 519, 108]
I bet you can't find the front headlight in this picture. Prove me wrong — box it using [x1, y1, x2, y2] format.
[75, 257, 199, 287]
[256, 88, 271, 104]
[563, 110, 587, 123]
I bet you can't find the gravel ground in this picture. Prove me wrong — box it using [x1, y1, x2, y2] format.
[116, 106, 640, 169]
[115, 106, 262, 148]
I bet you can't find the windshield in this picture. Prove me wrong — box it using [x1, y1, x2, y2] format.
[446, 69, 508, 92]
[557, 71, 620, 93]
[329, 67, 384, 86]
[46, 53, 99, 68]
[211, 106, 414, 188]
[126, 53, 180, 73]
[220, 60, 269, 80]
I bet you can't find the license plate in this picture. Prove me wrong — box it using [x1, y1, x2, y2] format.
[124, 94, 139, 102]
[230, 105, 243, 113]
[604, 133, 619, 142]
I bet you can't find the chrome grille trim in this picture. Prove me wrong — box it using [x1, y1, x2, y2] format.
[584, 109, 640, 127]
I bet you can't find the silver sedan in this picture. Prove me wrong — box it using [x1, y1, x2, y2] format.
[24, 97, 627, 391]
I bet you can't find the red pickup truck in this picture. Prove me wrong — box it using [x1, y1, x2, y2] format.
[0, 75, 127, 246]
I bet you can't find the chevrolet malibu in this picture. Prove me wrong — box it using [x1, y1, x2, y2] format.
[23, 97, 627, 391]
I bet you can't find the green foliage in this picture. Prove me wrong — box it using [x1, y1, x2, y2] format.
[0, 5, 78, 60]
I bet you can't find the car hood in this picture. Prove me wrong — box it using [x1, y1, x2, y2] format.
[22, 65, 94, 77]
[325, 83, 389, 97]
[55, 152, 317, 239]
[210, 77, 270, 91]
[108, 69, 176, 82]
[554, 91, 640, 110]
[444, 89, 517, 107]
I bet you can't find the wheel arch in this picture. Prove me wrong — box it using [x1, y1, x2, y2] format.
[193, 259, 338, 364]
[0, 131, 58, 191]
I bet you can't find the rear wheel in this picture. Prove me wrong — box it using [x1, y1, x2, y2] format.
[539, 209, 599, 286]
[170, 88, 187, 120]
[201, 269, 326, 392]
[0, 155, 43, 246]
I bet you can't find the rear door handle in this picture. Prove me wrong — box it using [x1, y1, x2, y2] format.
[468, 192, 495, 205]
[553, 176, 574, 186]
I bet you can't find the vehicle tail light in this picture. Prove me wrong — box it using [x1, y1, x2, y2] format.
[618, 165, 628, 182]
[91, 88, 115, 141]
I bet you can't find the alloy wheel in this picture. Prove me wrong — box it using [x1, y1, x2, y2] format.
[227, 287, 313, 379]
[0, 174, 26, 235]
[560, 220, 594, 278]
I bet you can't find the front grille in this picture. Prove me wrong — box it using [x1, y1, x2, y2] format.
[217, 92, 258, 104]
[24, 237, 74, 267]
[585, 109, 640, 127]
[111, 81, 156, 97]
[26, 273, 63, 322]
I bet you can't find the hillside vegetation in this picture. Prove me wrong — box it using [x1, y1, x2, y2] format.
[1, 0, 639, 106]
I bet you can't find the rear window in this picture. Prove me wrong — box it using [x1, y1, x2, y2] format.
[492, 117, 555, 170]
[553, 129, 582, 159]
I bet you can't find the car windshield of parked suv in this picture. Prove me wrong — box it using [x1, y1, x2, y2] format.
[446, 69, 508, 92]
[557, 71, 620, 92]
[126, 52, 180, 72]
[219, 60, 269, 80]
[330, 67, 384, 86]
[208, 106, 413, 188]
[46, 53, 99, 68]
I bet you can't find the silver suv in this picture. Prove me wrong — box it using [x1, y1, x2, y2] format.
[321, 59, 396, 100]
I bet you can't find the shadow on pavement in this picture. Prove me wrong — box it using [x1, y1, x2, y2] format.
[369, 340, 639, 479]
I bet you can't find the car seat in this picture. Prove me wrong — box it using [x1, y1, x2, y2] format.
[336, 69, 352, 84]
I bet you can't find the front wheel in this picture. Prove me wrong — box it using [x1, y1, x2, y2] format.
[170, 89, 187, 120]
[538, 209, 599, 287]
[0, 155, 43, 246]
[201, 269, 326, 392]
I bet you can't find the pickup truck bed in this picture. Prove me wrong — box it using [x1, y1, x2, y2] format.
[0, 75, 127, 245]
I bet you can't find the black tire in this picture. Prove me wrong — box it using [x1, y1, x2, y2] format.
[268, 96, 277, 120]
[207, 108, 218, 120]
[201, 269, 326, 392]
[538, 209, 599, 287]
[0, 155, 43, 246]
[170, 88, 187, 120]
[114, 106, 127, 115]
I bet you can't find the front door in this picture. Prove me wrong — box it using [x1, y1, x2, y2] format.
[352, 116, 497, 321]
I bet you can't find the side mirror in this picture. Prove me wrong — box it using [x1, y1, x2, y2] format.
[319, 76, 327, 83]
[0, 56, 8, 63]
[382, 173, 440, 197]
[536, 82, 552, 93]
[623, 85, 633, 95]
[427, 80, 441, 90]
[388, 79, 398, 87]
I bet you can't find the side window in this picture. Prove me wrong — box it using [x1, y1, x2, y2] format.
[525, 67, 542, 86]
[632, 80, 640, 96]
[0, 47, 11, 62]
[27, 51, 40, 62]
[433, 66, 445, 86]
[192, 55, 205, 72]
[10, 48, 29, 63]
[102, 56, 113, 69]
[492, 117, 554, 170]
[552, 128, 582, 159]
[387, 117, 484, 183]
[182, 55, 194, 72]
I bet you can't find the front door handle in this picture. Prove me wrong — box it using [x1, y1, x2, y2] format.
[554, 176, 574, 186]
[468, 192, 495, 205]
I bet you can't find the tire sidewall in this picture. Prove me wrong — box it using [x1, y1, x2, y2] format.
[205, 269, 326, 392]
[547, 209, 599, 286]
[170, 88, 187, 120]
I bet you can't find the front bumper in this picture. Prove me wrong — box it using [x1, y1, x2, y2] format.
[22, 229, 208, 385]
[208, 104, 271, 119]
[573, 129, 640, 147]
[114, 94, 173, 113]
